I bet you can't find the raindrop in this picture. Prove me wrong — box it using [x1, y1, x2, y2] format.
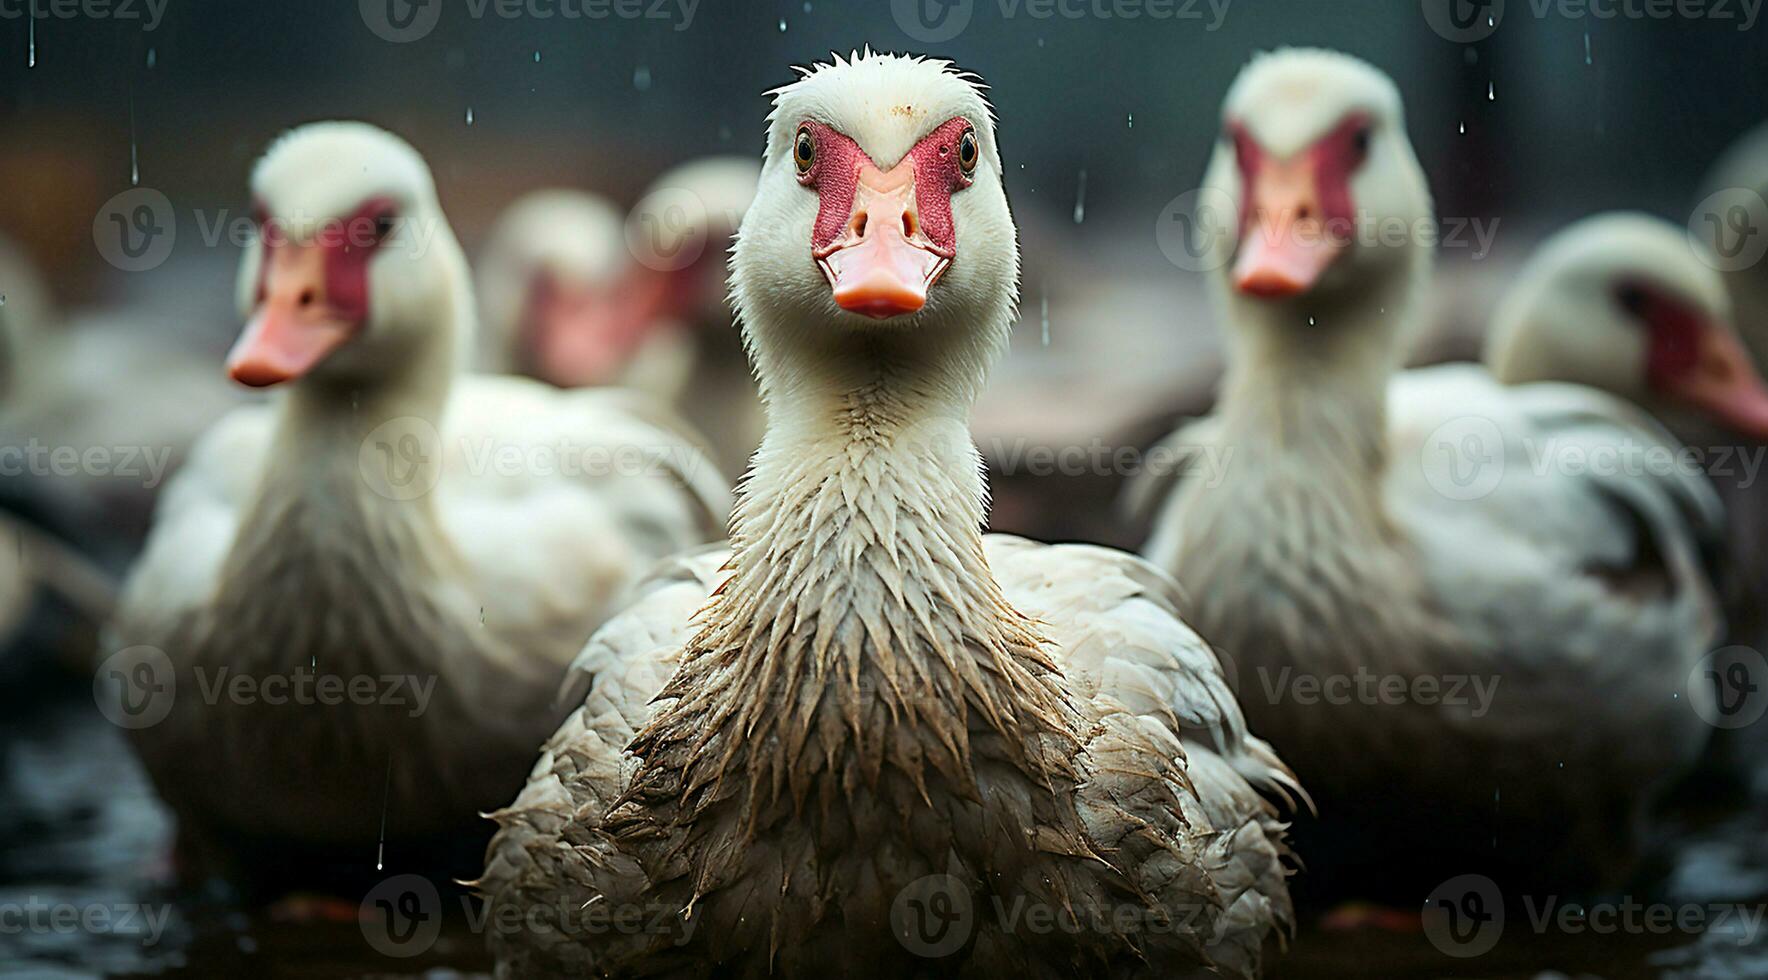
[1583, 32, 1591, 65]
[1487, 81, 1495, 102]
[1126, 113, 1133, 129]
[27, 18, 34, 68]
[1040, 287, 1050, 347]
[533, 49, 541, 63]
[803, 0, 811, 9]
[375, 754, 393, 871]
[1487, 13, 1494, 25]
[1072, 168, 1086, 224]
[146, 47, 155, 68]
[1, 295, 7, 306]
[778, 17, 787, 31]
[1037, 37, 1044, 48]
[1458, 121, 1465, 135]
[465, 106, 474, 125]
[633, 65, 652, 91]
[129, 94, 139, 185]
[1308, 316, 1315, 326]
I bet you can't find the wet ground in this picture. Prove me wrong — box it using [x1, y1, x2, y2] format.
[3, 651, 1766, 979]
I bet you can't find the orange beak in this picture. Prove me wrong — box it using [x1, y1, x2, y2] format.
[815, 160, 950, 319]
[1233, 153, 1345, 298]
[226, 245, 358, 387]
[1667, 325, 1768, 440]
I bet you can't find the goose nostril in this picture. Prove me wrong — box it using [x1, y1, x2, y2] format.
[852, 212, 868, 237]
[297, 288, 317, 308]
[902, 213, 916, 238]
[1295, 205, 1312, 221]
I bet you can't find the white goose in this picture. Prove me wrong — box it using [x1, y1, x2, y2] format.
[1699, 121, 1768, 370]
[109, 123, 729, 879]
[480, 51, 1298, 979]
[628, 156, 765, 475]
[1141, 50, 1720, 895]
[475, 188, 658, 387]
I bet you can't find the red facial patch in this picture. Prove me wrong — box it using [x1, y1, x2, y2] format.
[253, 195, 396, 322]
[321, 196, 397, 323]
[799, 116, 974, 257]
[1628, 282, 1707, 390]
[1230, 113, 1370, 239]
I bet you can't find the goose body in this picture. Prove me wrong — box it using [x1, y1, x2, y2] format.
[109, 123, 729, 872]
[480, 51, 1296, 979]
[1141, 51, 1719, 893]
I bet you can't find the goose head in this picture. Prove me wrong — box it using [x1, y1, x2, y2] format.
[731, 51, 1018, 405]
[1203, 50, 1431, 313]
[1489, 212, 1768, 438]
[227, 122, 470, 389]
[630, 156, 759, 330]
[477, 189, 654, 387]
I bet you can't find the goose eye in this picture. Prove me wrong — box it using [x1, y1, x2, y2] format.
[1617, 284, 1650, 316]
[957, 129, 979, 176]
[373, 212, 397, 241]
[1351, 125, 1372, 156]
[794, 127, 816, 176]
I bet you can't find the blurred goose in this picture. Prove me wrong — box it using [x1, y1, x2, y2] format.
[109, 123, 729, 880]
[627, 157, 764, 474]
[480, 51, 1298, 979]
[1489, 212, 1768, 643]
[475, 189, 669, 387]
[1699, 121, 1768, 369]
[1139, 50, 1719, 895]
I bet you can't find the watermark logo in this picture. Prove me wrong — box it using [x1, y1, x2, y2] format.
[892, 874, 973, 957]
[1423, 874, 1504, 957]
[1689, 645, 1767, 730]
[1422, 0, 1504, 41]
[0, 0, 169, 31]
[360, 0, 442, 41]
[1156, 187, 1237, 273]
[1421, 415, 1506, 501]
[93, 188, 175, 273]
[1690, 188, 1768, 273]
[93, 645, 175, 730]
[891, 0, 974, 41]
[360, 874, 443, 957]
[360, 416, 444, 501]
[626, 186, 710, 273]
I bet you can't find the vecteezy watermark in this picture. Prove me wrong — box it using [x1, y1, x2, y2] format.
[357, 415, 712, 502]
[984, 436, 1235, 484]
[93, 194, 450, 274]
[1252, 666, 1501, 717]
[1688, 645, 1767, 730]
[890, 874, 1223, 958]
[1424, 0, 1761, 42]
[1690, 187, 1768, 273]
[1420, 416, 1768, 501]
[1422, 874, 1768, 958]
[359, 875, 693, 958]
[360, 0, 698, 42]
[1155, 191, 1500, 274]
[93, 188, 175, 273]
[0, 439, 173, 488]
[0, 898, 173, 947]
[0, 0, 167, 30]
[93, 647, 438, 730]
[892, 0, 1229, 43]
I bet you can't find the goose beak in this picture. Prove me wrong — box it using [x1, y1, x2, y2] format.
[816, 162, 950, 319]
[1667, 324, 1768, 440]
[227, 245, 358, 388]
[1233, 154, 1343, 298]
